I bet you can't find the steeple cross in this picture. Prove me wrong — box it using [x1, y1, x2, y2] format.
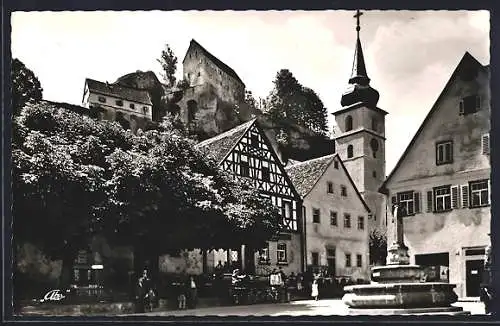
[354, 10, 363, 32]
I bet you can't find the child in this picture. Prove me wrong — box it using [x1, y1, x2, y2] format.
[311, 279, 319, 301]
[178, 291, 187, 310]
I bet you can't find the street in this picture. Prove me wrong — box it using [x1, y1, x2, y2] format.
[131, 299, 485, 317]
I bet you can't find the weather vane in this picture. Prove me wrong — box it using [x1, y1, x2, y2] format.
[354, 10, 363, 34]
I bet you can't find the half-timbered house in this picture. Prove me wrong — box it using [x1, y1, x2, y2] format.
[196, 118, 304, 275]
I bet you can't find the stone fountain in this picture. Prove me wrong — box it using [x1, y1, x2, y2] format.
[342, 205, 469, 315]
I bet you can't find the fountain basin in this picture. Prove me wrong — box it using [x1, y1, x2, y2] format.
[371, 265, 423, 283]
[343, 282, 458, 308]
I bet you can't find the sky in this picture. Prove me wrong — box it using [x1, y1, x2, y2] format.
[11, 10, 490, 174]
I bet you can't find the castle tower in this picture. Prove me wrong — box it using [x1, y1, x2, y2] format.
[333, 10, 388, 231]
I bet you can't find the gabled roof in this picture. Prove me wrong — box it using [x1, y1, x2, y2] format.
[195, 119, 256, 164]
[182, 39, 245, 86]
[379, 52, 488, 194]
[285, 153, 371, 213]
[84, 78, 152, 106]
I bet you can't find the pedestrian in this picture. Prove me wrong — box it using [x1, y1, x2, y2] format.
[311, 279, 319, 301]
[177, 285, 187, 310]
[134, 268, 150, 313]
[187, 275, 198, 309]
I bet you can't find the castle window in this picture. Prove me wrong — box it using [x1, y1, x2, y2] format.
[347, 145, 354, 158]
[345, 115, 353, 131]
[327, 182, 334, 194]
[115, 100, 123, 107]
[98, 96, 106, 103]
[436, 140, 453, 165]
[129, 103, 135, 110]
[459, 95, 480, 115]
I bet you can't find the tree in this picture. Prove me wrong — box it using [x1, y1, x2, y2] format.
[369, 229, 387, 266]
[12, 101, 282, 287]
[157, 44, 178, 88]
[12, 58, 43, 115]
[263, 69, 328, 135]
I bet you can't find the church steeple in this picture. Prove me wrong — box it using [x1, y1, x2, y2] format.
[341, 10, 379, 108]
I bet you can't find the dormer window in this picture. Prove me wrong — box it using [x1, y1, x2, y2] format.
[129, 103, 135, 110]
[459, 95, 480, 115]
[115, 100, 123, 107]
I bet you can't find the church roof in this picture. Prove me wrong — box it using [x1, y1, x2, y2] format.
[285, 153, 371, 213]
[195, 119, 256, 164]
[183, 39, 245, 86]
[379, 52, 488, 194]
[85, 78, 152, 105]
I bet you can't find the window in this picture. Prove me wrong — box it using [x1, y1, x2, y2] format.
[436, 141, 453, 165]
[143, 107, 149, 114]
[330, 211, 337, 226]
[372, 117, 378, 132]
[313, 208, 320, 224]
[356, 254, 362, 267]
[277, 243, 287, 263]
[327, 249, 336, 274]
[129, 103, 135, 109]
[327, 182, 334, 194]
[434, 185, 451, 212]
[251, 134, 259, 147]
[334, 161, 339, 169]
[470, 180, 489, 207]
[240, 161, 249, 177]
[259, 243, 269, 264]
[397, 191, 417, 216]
[98, 96, 106, 103]
[262, 167, 270, 182]
[311, 252, 319, 266]
[357, 216, 364, 230]
[347, 145, 354, 158]
[459, 94, 480, 115]
[345, 253, 352, 267]
[341, 186, 347, 197]
[115, 99, 123, 106]
[373, 171, 377, 178]
[345, 115, 353, 131]
[344, 213, 351, 228]
[282, 201, 297, 231]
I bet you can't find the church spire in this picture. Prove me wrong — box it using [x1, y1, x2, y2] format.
[341, 10, 379, 107]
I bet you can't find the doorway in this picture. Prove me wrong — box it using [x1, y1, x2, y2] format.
[244, 245, 256, 274]
[465, 259, 484, 297]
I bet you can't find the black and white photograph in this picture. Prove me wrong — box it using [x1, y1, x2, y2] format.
[8, 8, 493, 318]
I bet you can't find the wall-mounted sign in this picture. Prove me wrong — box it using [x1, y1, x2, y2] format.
[39, 289, 66, 303]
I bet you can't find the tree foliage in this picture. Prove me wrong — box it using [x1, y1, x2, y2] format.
[263, 69, 328, 135]
[157, 44, 178, 88]
[369, 229, 387, 266]
[12, 102, 282, 285]
[12, 58, 43, 115]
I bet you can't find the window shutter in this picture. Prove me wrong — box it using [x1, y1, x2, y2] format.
[451, 185, 459, 209]
[414, 192, 421, 214]
[461, 184, 469, 208]
[482, 134, 490, 155]
[488, 179, 491, 205]
[426, 191, 433, 213]
[476, 95, 481, 110]
[459, 101, 464, 115]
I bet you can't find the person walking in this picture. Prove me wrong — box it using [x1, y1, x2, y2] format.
[134, 268, 151, 313]
[311, 279, 319, 301]
[187, 275, 198, 309]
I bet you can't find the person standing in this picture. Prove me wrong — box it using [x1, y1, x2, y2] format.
[480, 238, 493, 315]
[134, 269, 150, 313]
[311, 279, 319, 301]
[187, 275, 198, 309]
